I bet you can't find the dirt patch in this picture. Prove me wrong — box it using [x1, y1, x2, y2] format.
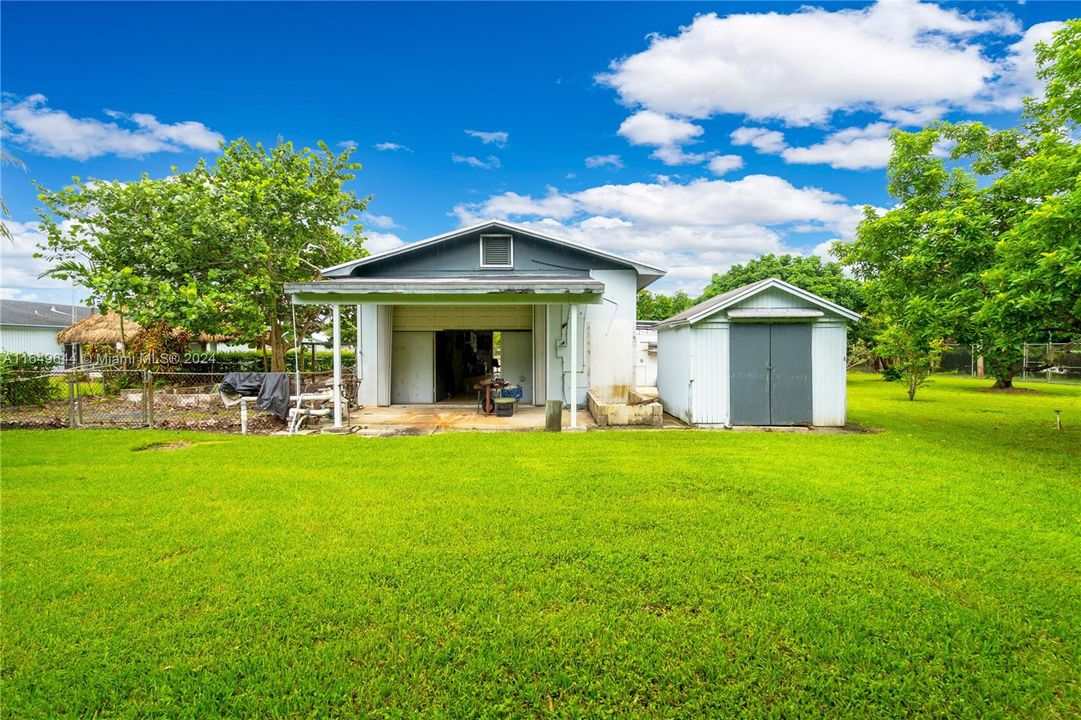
[132, 440, 192, 452]
[842, 423, 883, 434]
[972, 386, 1043, 395]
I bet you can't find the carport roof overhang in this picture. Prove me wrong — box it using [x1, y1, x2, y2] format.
[285, 277, 605, 305]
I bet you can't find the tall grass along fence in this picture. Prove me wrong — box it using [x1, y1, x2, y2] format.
[0, 366, 355, 434]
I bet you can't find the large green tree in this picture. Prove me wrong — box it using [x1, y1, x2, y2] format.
[636, 289, 695, 321]
[838, 20, 1081, 389]
[36, 139, 369, 371]
[699, 253, 866, 313]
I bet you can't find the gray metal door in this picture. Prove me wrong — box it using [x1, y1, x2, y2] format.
[768, 324, 812, 425]
[729, 323, 812, 425]
[729, 324, 771, 425]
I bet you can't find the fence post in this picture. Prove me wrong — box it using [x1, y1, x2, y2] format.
[68, 374, 77, 429]
[1023, 343, 1028, 381]
[1048, 341, 1053, 383]
[145, 370, 155, 428]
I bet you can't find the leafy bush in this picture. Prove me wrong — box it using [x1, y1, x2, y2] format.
[880, 365, 903, 382]
[0, 354, 59, 406]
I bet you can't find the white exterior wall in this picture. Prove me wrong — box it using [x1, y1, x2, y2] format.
[376, 306, 393, 406]
[634, 327, 658, 387]
[812, 321, 848, 426]
[532, 305, 547, 405]
[550, 304, 587, 408]
[357, 304, 380, 406]
[0, 326, 66, 358]
[691, 323, 730, 425]
[657, 325, 692, 423]
[586, 269, 637, 402]
[731, 287, 818, 311]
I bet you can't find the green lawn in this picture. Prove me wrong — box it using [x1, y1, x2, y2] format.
[2, 374, 1079, 717]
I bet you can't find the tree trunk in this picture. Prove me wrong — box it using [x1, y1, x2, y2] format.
[268, 318, 286, 372]
[993, 373, 1014, 389]
[907, 374, 918, 401]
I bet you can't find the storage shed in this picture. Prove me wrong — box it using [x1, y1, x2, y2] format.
[656, 278, 860, 427]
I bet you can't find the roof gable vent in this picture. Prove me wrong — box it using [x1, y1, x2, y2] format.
[480, 234, 513, 268]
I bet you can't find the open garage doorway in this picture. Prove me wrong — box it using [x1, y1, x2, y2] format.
[432, 330, 534, 405]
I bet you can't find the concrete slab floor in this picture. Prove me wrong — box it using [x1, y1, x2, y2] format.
[346, 404, 597, 435]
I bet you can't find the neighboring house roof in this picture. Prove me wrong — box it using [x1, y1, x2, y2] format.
[0, 299, 96, 329]
[656, 277, 862, 328]
[322, 220, 667, 289]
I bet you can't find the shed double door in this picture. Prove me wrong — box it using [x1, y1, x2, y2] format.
[729, 323, 812, 425]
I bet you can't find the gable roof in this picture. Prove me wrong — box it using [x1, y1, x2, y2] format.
[322, 220, 666, 289]
[656, 277, 862, 328]
[0, 299, 96, 328]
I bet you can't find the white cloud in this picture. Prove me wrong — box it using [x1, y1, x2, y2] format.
[364, 213, 398, 229]
[983, 21, 1064, 110]
[649, 146, 714, 166]
[707, 154, 743, 176]
[2, 94, 223, 161]
[452, 154, 501, 170]
[598, 1, 1022, 126]
[450, 174, 864, 292]
[374, 142, 410, 152]
[454, 187, 576, 225]
[465, 129, 509, 147]
[730, 127, 787, 154]
[363, 230, 406, 255]
[585, 154, 624, 169]
[618, 111, 718, 167]
[338, 139, 358, 150]
[0, 219, 86, 302]
[812, 239, 841, 260]
[618, 110, 703, 146]
[781, 123, 895, 170]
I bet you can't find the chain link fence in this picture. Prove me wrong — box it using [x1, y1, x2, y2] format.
[937, 342, 1081, 383]
[1, 366, 355, 433]
[1021, 342, 1081, 383]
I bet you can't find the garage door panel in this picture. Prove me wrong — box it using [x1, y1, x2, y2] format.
[393, 305, 532, 331]
[769, 324, 812, 425]
[391, 331, 434, 403]
[729, 324, 771, 425]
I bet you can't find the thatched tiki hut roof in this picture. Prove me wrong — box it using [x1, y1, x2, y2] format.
[56, 312, 232, 346]
[56, 311, 139, 346]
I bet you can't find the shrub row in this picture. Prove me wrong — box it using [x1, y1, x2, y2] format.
[183, 349, 356, 374]
[0, 353, 60, 406]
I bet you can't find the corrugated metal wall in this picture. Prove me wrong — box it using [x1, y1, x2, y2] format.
[0, 327, 64, 356]
[392, 305, 532, 331]
[657, 325, 692, 422]
[731, 287, 818, 310]
[812, 322, 848, 426]
[692, 323, 729, 424]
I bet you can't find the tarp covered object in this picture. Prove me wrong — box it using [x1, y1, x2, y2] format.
[220, 372, 291, 419]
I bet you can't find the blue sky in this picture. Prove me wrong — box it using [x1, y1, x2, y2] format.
[1, 1, 1074, 303]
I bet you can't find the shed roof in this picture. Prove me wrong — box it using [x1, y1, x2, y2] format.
[656, 277, 861, 328]
[287, 275, 605, 305]
[0, 299, 95, 328]
[321, 220, 666, 290]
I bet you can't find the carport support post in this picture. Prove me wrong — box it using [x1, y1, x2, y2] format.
[361, 302, 369, 404]
[332, 303, 342, 428]
[569, 304, 578, 429]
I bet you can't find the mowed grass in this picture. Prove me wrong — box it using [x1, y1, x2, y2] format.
[2, 375, 1079, 718]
